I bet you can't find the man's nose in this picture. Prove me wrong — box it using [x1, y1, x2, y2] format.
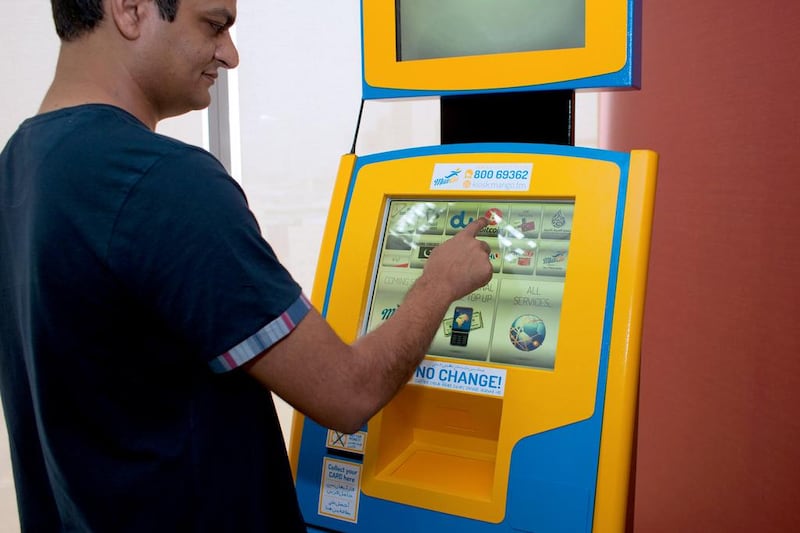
[217, 32, 240, 69]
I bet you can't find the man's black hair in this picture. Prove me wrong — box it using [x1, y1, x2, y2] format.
[51, 0, 181, 41]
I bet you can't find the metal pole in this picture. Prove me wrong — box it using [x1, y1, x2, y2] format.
[207, 69, 232, 173]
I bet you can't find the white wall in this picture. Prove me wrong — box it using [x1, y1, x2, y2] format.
[0, 6, 58, 531]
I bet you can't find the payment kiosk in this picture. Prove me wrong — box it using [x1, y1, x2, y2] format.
[290, 1, 653, 532]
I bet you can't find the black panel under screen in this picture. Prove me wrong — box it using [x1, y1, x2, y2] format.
[440, 90, 575, 146]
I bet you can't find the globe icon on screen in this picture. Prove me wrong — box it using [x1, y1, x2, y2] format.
[509, 315, 546, 351]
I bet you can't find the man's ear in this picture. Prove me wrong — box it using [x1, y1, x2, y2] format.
[109, 0, 153, 40]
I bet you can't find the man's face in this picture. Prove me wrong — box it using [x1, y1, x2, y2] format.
[135, 0, 239, 119]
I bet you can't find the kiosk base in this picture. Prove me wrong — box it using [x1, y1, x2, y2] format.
[291, 145, 658, 533]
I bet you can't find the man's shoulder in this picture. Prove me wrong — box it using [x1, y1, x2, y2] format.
[26, 104, 207, 155]
[28, 104, 223, 175]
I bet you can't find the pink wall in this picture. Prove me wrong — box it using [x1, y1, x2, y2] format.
[600, 2, 800, 531]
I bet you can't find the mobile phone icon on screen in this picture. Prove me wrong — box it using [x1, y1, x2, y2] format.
[449, 306, 473, 347]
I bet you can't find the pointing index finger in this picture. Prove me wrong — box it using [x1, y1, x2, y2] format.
[462, 216, 488, 237]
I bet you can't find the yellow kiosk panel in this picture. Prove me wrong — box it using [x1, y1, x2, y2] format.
[292, 143, 657, 533]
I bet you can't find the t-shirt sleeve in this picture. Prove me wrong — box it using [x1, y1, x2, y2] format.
[108, 145, 309, 371]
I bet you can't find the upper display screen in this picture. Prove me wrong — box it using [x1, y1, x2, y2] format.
[397, 0, 586, 61]
[361, 0, 636, 98]
[364, 199, 575, 370]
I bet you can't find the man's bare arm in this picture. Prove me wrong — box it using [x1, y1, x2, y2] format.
[244, 217, 493, 433]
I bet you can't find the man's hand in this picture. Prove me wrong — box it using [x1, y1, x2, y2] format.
[419, 216, 494, 301]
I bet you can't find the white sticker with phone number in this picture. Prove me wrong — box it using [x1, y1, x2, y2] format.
[430, 163, 533, 191]
[410, 360, 506, 397]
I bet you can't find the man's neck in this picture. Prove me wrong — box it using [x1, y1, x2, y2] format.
[39, 41, 159, 130]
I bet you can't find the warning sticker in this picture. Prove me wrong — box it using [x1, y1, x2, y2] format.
[318, 458, 362, 523]
[410, 360, 506, 397]
[326, 430, 367, 455]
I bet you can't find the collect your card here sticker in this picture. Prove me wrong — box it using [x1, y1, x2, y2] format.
[318, 458, 362, 523]
[430, 163, 533, 192]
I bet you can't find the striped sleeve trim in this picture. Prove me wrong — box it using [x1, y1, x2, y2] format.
[209, 294, 312, 373]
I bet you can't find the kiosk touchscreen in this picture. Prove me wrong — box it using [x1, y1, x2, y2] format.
[365, 198, 574, 370]
[290, 143, 657, 532]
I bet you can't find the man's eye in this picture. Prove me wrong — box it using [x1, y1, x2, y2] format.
[209, 22, 225, 33]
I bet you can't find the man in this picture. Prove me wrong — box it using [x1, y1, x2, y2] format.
[0, 0, 493, 531]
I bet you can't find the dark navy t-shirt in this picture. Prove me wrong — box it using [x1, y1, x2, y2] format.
[0, 105, 309, 532]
